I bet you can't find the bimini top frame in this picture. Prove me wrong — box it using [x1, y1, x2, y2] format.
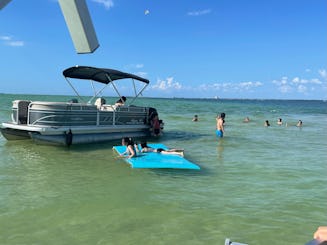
[62, 66, 149, 104]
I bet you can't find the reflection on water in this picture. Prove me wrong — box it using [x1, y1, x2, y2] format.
[216, 138, 224, 161]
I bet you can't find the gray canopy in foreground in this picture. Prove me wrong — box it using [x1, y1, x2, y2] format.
[63, 66, 150, 84]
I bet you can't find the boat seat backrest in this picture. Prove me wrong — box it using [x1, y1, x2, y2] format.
[101, 105, 115, 111]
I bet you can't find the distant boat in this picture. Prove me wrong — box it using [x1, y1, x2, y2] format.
[1, 66, 164, 146]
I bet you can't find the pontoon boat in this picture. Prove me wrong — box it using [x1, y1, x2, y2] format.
[1, 66, 163, 146]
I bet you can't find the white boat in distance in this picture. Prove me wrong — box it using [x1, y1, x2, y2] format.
[1, 66, 164, 146]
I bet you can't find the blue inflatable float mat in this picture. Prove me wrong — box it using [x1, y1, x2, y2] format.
[113, 143, 200, 170]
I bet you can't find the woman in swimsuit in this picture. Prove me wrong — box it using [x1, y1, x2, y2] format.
[139, 142, 184, 157]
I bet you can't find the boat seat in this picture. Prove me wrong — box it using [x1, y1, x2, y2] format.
[101, 105, 116, 111]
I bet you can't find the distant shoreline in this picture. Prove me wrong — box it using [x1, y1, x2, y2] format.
[1, 92, 326, 102]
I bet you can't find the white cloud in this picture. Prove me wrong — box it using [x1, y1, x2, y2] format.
[198, 81, 262, 93]
[187, 9, 211, 16]
[291, 77, 322, 85]
[280, 85, 292, 93]
[319, 69, 326, 79]
[91, 0, 114, 10]
[6, 41, 24, 47]
[0, 35, 11, 41]
[0, 35, 24, 47]
[272, 77, 293, 93]
[122, 64, 147, 80]
[125, 63, 144, 70]
[151, 77, 182, 91]
[272, 70, 326, 95]
[239, 81, 263, 90]
[135, 64, 144, 69]
[136, 71, 147, 78]
[292, 77, 300, 84]
[310, 78, 322, 84]
[297, 84, 307, 93]
[147, 69, 326, 99]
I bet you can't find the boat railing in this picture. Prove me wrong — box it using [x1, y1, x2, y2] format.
[25, 101, 148, 127]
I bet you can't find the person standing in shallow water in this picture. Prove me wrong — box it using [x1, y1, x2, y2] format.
[216, 113, 225, 138]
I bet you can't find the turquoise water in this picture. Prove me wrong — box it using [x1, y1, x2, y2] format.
[0, 94, 326, 244]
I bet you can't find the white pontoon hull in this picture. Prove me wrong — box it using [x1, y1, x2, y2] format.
[1, 122, 151, 145]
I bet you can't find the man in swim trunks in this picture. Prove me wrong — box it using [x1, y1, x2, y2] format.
[216, 113, 225, 138]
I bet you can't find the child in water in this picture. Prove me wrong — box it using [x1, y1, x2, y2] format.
[265, 120, 270, 127]
[120, 137, 137, 158]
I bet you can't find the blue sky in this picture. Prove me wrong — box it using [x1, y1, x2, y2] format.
[0, 0, 326, 99]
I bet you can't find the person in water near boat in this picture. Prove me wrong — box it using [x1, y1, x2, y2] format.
[264, 120, 270, 127]
[138, 141, 184, 157]
[192, 115, 198, 122]
[297, 120, 303, 127]
[243, 117, 250, 123]
[151, 114, 161, 136]
[216, 113, 225, 138]
[115, 96, 126, 107]
[120, 137, 136, 158]
[277, 118, 283, 125]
